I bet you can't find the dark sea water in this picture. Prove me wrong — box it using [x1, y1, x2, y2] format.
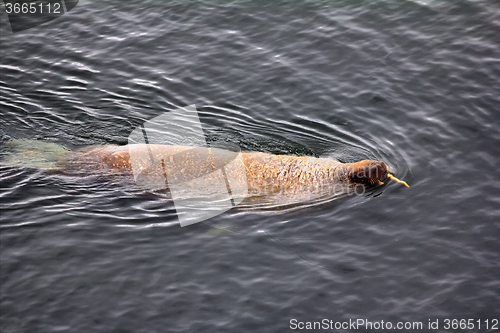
[1, 1, 499, 332]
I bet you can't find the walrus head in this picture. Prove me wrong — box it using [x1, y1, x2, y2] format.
[348, 160, 389, 185]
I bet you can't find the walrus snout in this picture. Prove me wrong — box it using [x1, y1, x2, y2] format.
[348, 160, 388, 185]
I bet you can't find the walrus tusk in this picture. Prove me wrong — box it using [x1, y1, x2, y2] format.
[387, 174, 409, 187]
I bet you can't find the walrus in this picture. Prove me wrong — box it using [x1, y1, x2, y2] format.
[46, 143, 408, 198]
[2, 140, 408, 206]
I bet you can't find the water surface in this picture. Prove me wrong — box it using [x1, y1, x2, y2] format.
[1, 1, 499, 332]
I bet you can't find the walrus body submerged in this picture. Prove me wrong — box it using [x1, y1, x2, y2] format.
[3, 140, 407, 207]
[50, 144, 393, 198]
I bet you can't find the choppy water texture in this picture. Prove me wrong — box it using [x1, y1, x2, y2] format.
[1, 1, 499, 332]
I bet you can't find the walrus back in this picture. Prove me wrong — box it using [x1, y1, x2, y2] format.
[241, 151, 350, 197]
[51, 145, 133, 176]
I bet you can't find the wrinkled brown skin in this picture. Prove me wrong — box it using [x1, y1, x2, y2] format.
[52, 144, 389, 193]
